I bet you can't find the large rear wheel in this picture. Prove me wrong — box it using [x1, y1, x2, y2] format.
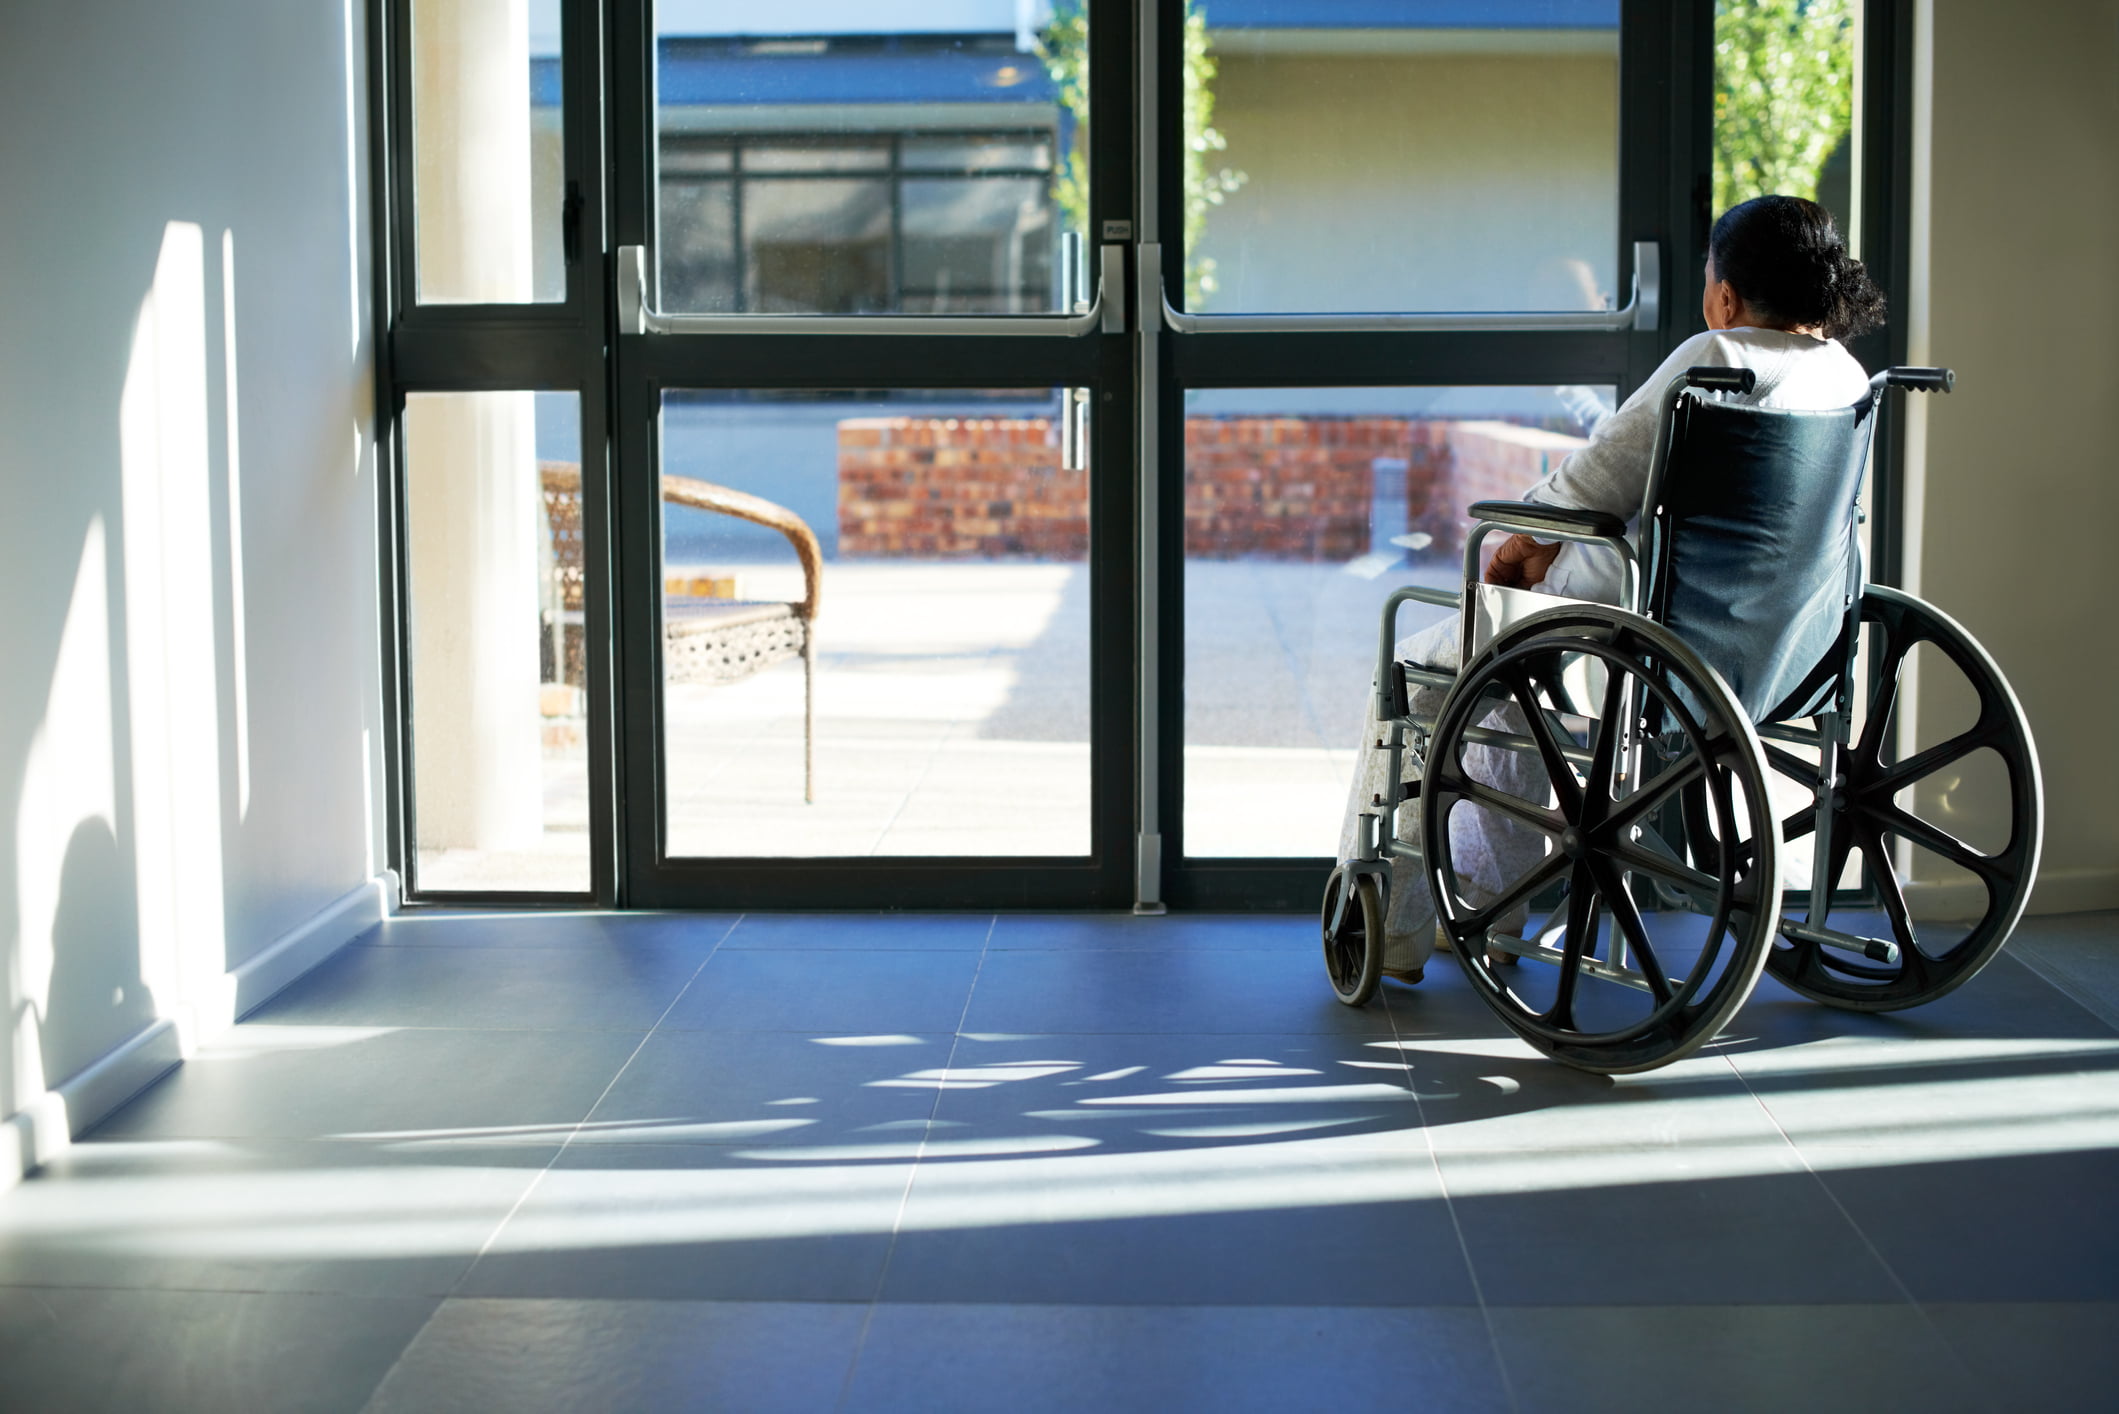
[1763, 586, 2042, 1011]
[1423, 607, 1782, 1074]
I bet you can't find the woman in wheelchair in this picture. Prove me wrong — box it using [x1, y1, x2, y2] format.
[1325, 196, 2041, 1073]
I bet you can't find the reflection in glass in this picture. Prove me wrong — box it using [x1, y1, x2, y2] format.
[1188, 8, 1621, 313]
[653, 5, 1086, 314]
[403, 391, 588, 891]
[658, 389, 1090, 858]
[1182, 386, 1611, 859]
[411, 0, 566, 304]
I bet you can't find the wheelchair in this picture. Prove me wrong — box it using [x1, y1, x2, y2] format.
[1321, 365, 2043, 1074]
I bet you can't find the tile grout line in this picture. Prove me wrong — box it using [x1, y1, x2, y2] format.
[1713, 1048, 2002, 1413]
[436, 913, 745, 1303]
[835, 912, 999, 1412]
[1391, 969, 1522, 1414]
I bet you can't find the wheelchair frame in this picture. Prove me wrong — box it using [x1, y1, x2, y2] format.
[1324, 364, 2044, 1073]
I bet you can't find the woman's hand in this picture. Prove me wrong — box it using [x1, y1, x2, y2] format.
[1484, 533, 1564, 589]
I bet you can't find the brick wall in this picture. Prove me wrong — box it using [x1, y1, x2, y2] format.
[1411, 421, 1592, 555]
[1183, 417, 1409, 558]
[838, 418, 1088, 558]
[837, 415, 1587, 560]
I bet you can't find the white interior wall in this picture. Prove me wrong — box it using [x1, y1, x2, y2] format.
[0, 0, 387, 1176]
[1199, 52, 1621, 313]
[1914, 0, 2119, 913]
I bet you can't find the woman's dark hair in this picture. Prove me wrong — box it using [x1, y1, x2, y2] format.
[1708, 195, 1885, 341]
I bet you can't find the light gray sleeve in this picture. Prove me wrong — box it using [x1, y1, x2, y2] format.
[1520, 331, 1724, 521]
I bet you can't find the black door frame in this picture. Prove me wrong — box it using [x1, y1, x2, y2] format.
[371, 0, 1918, 913]
[606, 0, 1142, 909]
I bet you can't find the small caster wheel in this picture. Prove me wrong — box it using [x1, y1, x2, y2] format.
[1321, 866, 1384, 1007]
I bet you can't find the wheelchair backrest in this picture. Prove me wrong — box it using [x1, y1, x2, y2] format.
[1644, 392, 1878, 722]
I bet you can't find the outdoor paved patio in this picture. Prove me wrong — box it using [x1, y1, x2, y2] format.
[419, 557, 1460, 888]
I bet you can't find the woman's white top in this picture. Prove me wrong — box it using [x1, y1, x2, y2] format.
[1527, 325, 1874, 603]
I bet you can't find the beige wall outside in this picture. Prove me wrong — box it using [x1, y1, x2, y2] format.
[1198, 51, 1621, 313]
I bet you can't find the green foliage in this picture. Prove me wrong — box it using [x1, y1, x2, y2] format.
[1713, 0, 1856, 216]
[1037, 1, 1247, 307]
[1180, 3, 1246, 305]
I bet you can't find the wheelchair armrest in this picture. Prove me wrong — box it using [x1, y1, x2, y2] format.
[1467, 500, 1628, 542]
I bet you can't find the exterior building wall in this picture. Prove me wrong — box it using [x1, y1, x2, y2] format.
[1199, 51, 1622, 313]
[838, 416, 1584, 560]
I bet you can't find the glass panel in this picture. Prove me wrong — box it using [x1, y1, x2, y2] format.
[411, 0, 566, 304]
[903, 136, 1053, 171]
[654, 2, 1088, 314]
[744, 142, 892, 172]
[743, 179, 893, 313]
[1182, 385, 1612, 858]
[659, 180, 738, 312]
[403, 391, 589, 891]
[901, 177, 1052, 312]
[659, 388, 1091, 858]
[1188, 4, 1621, 313]
[1714, 0, 1860, 238]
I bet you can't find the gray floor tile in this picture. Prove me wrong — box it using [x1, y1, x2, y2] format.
[459, 1144, 911, 1302]
[660, 948, 983, 1034]
[365, 1298, 867, 1414]
[576, 1029, 944, 1147]
[250, 939, 706, 1031]
[881, 1140, 1474, 1305]
[2011, 913, 2119, 1033]
[988, 913, 1318, 951]
[1445, 1159, 1904, 1307]
[845, 1303, 1509, 1414]
[960, 948, 1401, 1035]
[0, 1287, 436, 1414]
[1812, 1149, 2119, 1301]
[1491, 1304, 1985, 1414]
[366, 909, 740, 950]
[720, 913, 995, 950]
[0, 1139, 557, 1297]
[926, 1032, 1423, 1155]
[90, 1027, 642, 1141]
[1925, 1301, 2119, 1414]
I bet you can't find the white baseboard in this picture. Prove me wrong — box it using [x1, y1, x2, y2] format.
[0, 870, 398, 1194]
[1906, 866, 2119, 922]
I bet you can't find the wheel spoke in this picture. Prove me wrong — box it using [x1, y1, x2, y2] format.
[1600, 750, 1705, 836]
[1582, 661, 1630, 828]
[1857, 824, 1938, 988]
[1462, 849, 1572, 934]
[1438, 772, 1567, 838]
[1876, 718, 2006, 792]
[1589, 856, 1673, 1004]
[1610, 841, 1723, 905]
[1503, 665, 1585, 821]
[1854, 620, 1908, 769]
[1863, 799, 2009, 881]
[1763, 742, 1823, 787]
[1544, 864, 1599, 1029]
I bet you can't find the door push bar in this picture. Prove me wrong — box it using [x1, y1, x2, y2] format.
[1147, 239, 1662, 335]
[615, 243, 1127, 337]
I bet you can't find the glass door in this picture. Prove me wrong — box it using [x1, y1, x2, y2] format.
[609, 0, 1136, 908]
[1144, 0, 1710, 909]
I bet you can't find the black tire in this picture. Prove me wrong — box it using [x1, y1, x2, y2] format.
[1321, 866, 1384, 1007]
[1761, 586, 2043, 1011]
[1422, 606, 1782, 1074]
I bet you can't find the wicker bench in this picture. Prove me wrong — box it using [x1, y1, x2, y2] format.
[539, 462, 822, 802]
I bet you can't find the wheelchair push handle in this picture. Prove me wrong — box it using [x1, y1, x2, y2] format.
[1884, 366, 1955, 393]
[1685, 366, 1757, 393]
